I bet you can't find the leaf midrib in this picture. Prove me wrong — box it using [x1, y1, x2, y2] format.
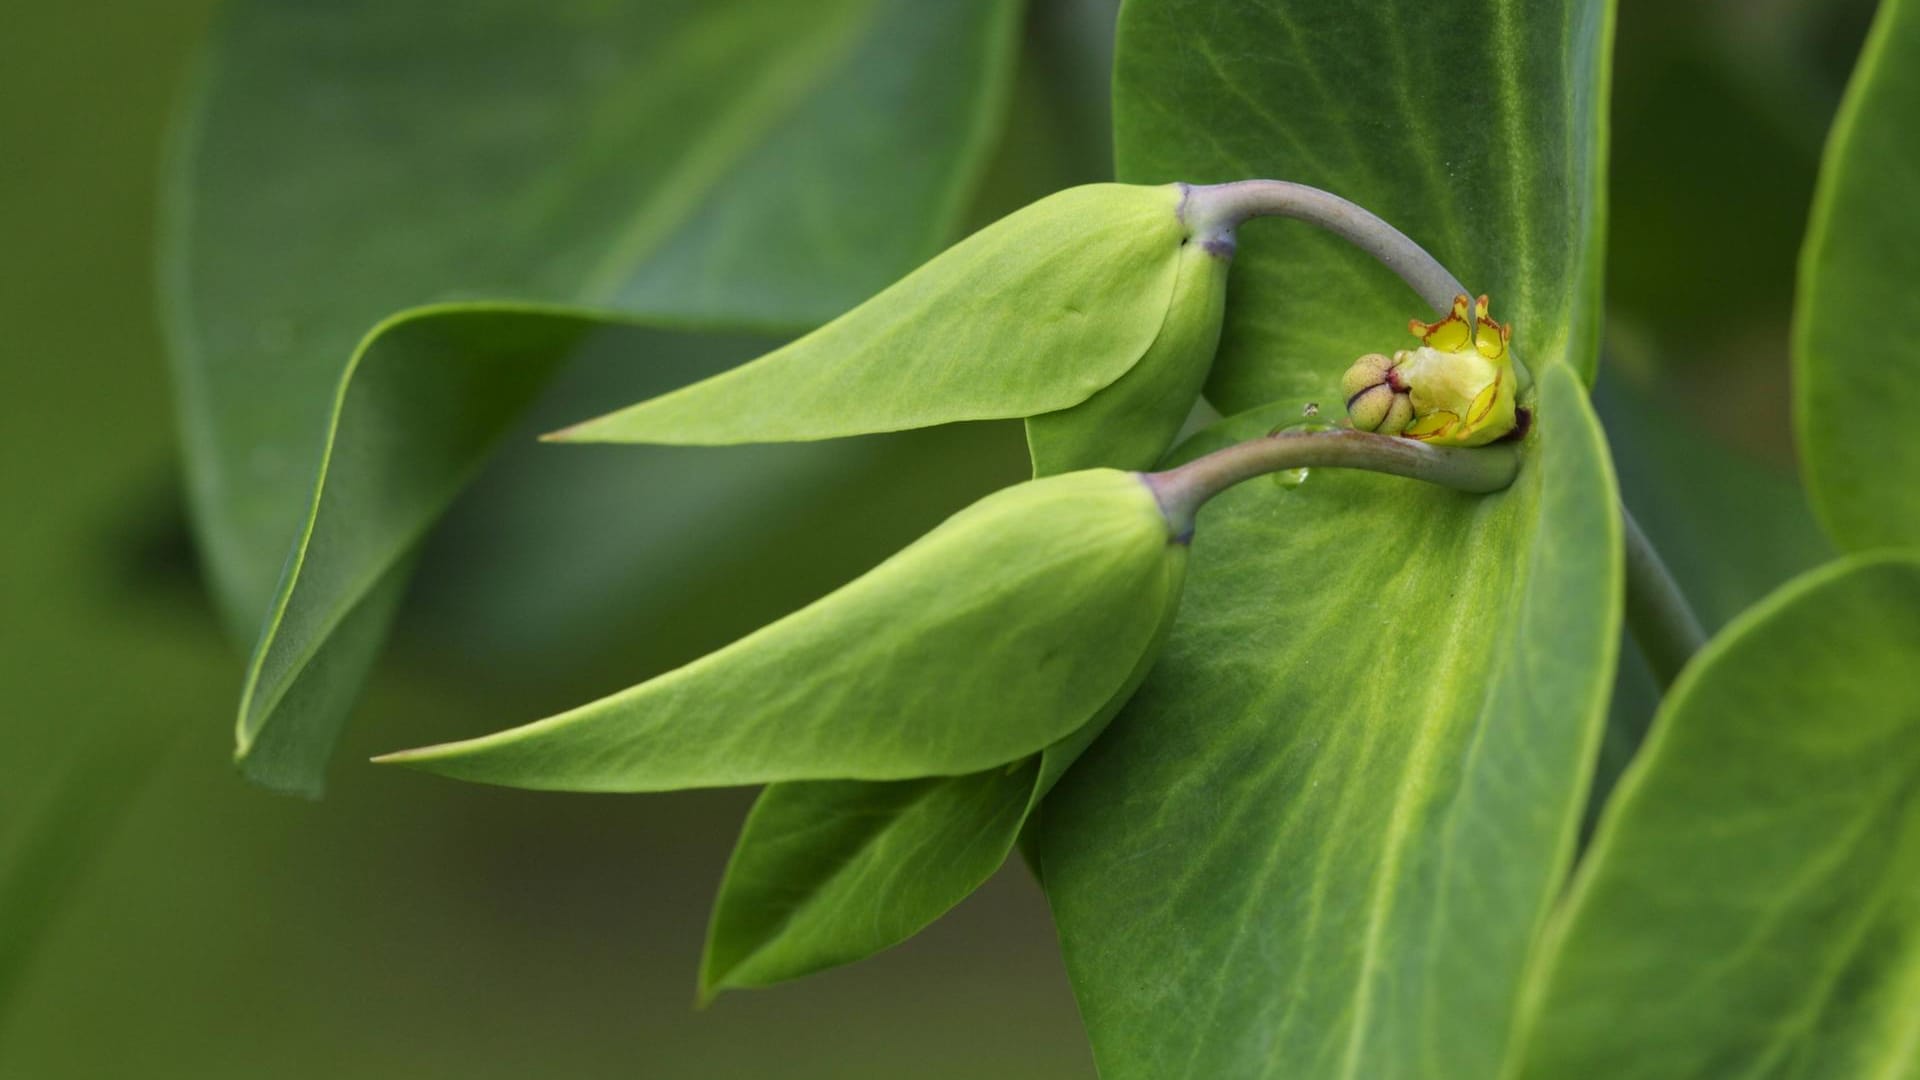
[1335, 502, 1511, 1080]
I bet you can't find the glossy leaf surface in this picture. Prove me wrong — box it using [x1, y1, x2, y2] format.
[1512, 553, 1920, 1079]
[553, 185, 1189, 453]
[377, 471, 1181, 791]
[166, 0, 1021, 634]
[1112, 0, 1613, 409]
[1795, 0, 1920, 553]
[1040, 364, 1619, 1078]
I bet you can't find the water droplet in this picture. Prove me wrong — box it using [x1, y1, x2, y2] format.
[1267, 420, 1334, 437]
[1264, 420, 1335, 488]
[1302, 402, 1320, 418]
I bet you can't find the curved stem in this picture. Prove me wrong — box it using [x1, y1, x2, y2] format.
[1620, 506, 1707, 689]
[1180, 179, 1533, 393]
[1144, 427, 1519, 539]
[1182, 179, 1467, 314]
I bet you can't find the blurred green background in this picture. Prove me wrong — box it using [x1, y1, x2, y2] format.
[0, 0, 1876, 1076]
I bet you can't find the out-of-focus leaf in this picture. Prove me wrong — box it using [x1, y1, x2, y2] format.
[1795, 0, 1920, 552]
[376, 471, 1182, 791]
[0, 727, 174, 1021]
[1511, 553, 1920, 1079]
[1588, 373, 1832, 823]
[235, 306, 600, 795]
[407, 334, 1028, 671]
[1038, 365, 1620, 1079]
[1112, 0, 1614, 410]
[554, 184, 1197, 459]
[165, 0, 1023, 635]
[1600, 376, 1831, 629]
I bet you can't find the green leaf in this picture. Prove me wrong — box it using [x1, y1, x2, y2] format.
[1509, 553, 1920, 1079]
[1112, 0, 1614, 408]
[701, 767, 1041, 999]
[700, 597, 1182, 996]
[376, 470, 1184, 791]
[1588, 374, 1832, 822]
[1025, 233, 1229, 475]
[552, 184, 1200, 460]
[1037, 363, 1620, 1079]
[1040, 3, 1622, 1071]
[235, 306, 598, 795]
[166, 0, 1022, 636]
[1795, 0, 1920, 553]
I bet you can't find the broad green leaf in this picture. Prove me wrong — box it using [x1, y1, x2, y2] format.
[1510, 553, 1920, 1079]
[701, 589, 1184, 997]
[1038, 364, 1620, 1078]
[1112, 0, 1614, 408]
[377, 470, 1182, 791]
[552, 184, 1196, 459]
[166, 0, 1022, 635]
[1795, 0, 1920, 552]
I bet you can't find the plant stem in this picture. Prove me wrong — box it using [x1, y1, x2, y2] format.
[1180, 179, 1532, 393]
[1182, 179, 1467, 314]
[1620, 506, 1707, 689]
[1144, 427, 1519, 539]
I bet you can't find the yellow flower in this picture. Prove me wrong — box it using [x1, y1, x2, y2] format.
[1342, 294, 1518, 447]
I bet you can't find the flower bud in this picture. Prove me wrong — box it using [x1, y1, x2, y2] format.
[1341, 351, 1416, 437]
[1341, 295, 1518, 447]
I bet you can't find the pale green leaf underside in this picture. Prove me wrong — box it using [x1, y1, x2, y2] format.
[1112, 0, 1614, 411]
[1039, 363, 1620, 1079]
[700, 562, 1185, 995]
[552, 184, 1188, 451]
[1794, 0, 1920, 553]
[1511, 553, 1920, 1079]
[376, 470, 1177, 791]
[703, 766, 1041, 998]
[166, 0, 1021, 636]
